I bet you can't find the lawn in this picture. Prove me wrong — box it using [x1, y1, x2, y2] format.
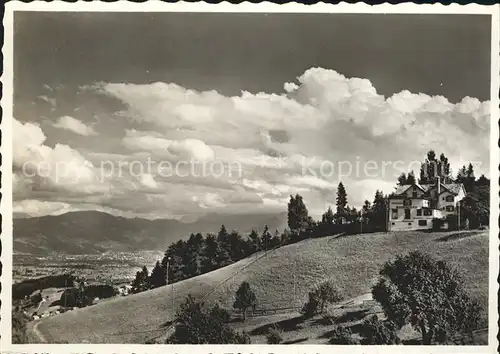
[33, 230, 489, 344]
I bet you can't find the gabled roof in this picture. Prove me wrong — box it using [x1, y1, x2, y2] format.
[425, 183, 464, 196]
[391, 182, 465, 197]
[393, 183, 429, 196]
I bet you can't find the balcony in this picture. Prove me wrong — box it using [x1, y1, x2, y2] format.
[403, 198, 431, 208]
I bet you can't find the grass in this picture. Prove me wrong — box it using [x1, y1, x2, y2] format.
[34, 230, 489, 344]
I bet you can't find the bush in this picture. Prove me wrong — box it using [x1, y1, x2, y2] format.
[85, 284, 118, 299]
[168, 295, 251, 344]
[328, 326, 359, 345]
[432, 218, 445, 231]
[12, 308, 28, 344]
[321, 307, 339, 325]
[360, 315, 400, 344]
[301, 281, 343, 317]
[266, 325, 283, 344]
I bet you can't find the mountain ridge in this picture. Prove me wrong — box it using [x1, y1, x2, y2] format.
[13, 210, 287, 256]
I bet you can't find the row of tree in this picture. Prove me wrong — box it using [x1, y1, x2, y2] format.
[132, 180, 391, 294]
[131, 225, 283, 293]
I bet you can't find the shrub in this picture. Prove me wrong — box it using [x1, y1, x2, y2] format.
[432, 218, 445, 231]
[12, 308, 28, 344]
[168, 295, 251, 344]
[301, 281, 343, 317]
[328, 326, 359, 345]
[321, 306, 338, 325]
[372, 251, 481, 344]
[266, 325, 284, 344]
[360, 315, 400, 344]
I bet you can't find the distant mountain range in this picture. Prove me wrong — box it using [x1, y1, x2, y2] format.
[13, 210, 287, 256]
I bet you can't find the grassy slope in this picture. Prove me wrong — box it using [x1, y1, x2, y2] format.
[35, 230, 488, 344]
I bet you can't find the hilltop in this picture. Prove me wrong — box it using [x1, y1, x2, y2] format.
[33, 230, 488, 344]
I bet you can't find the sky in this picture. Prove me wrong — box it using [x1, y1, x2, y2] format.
[12, 12, 492, 219]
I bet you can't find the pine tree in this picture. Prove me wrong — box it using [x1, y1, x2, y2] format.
[260, 225, 272, 252]
[149, 261, 166, 288]
[362, 200, 371, 224]
[335, 182, 348, 224]
[200, 234, 218, 273]
[228, 230, 247, 261]
[321, 207, 335, 225]
[247, 229, 260, 254]
[419, 150, 452, 184]
[371, 190, 387, 230]
[131, 266, 150, 293]
[406, 171, 416, 185]
[217, 225, 232, 262]
[397, 173, 407, 186]
[438, 153, 452, 183]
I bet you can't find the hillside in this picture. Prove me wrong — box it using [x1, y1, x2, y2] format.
[14, 210, 286, 255]
[33, 230, 489, 344]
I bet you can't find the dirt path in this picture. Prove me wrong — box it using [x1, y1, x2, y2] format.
[27, 320, 48, 343]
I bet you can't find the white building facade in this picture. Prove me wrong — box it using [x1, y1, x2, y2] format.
[388, 182, 466, 231]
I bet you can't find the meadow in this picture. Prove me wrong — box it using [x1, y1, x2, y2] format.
[33, 230, 489, 344]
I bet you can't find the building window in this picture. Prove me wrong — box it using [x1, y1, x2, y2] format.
[412, 190, 418, 198]
[423, 209, 432, 216]
[445, 195, 454, 202]
[391, 209, 398, 219]
[408, 222, 412, 225]
[416, 209, 422, 216]
[403, 199, 412, 207]
[404, 209, 411, 219]
[446, 205, 455, 212]
[418, 220, 427, 226]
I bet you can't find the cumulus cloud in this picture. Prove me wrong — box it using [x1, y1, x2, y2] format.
[94, 68, 489, 215]
[53, 116, 97, 136]
[16, 67, 490, 219]
[13, 118, 105, 195]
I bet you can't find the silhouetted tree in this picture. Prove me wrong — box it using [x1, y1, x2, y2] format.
[131, 266, 150, 293]
[149, 261, 166, 289]
[287, 194, 310, 235]
[397, 173, 407, 186]
[335, 182, 348, 224]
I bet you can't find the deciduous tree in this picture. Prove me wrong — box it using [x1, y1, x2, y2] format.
[372, 251, 481, 345]
[233, 281, 257, 320]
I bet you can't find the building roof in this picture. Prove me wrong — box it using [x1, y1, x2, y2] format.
[392, 182, 464, 197]
[440, 183, 463, 195]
